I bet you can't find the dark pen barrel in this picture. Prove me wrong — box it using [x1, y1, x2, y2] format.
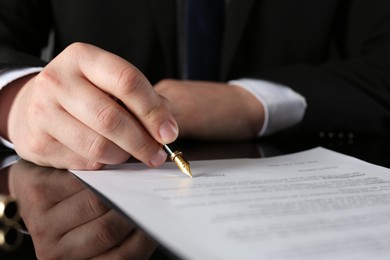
[163, 143, 179, 156]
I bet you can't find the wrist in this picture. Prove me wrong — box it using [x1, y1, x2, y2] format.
[230, 84, 265, 138]
[0, 74, 36, 140]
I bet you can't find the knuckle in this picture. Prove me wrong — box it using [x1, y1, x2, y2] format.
[116, 66, 145, 95]
[87, 135, 110, 160]
[28, 100, 45, 120]
[86, 192, 108, 216]
[35, 68, 62, 94]
[142, 98, 166, 120]
[26, 106, 53, 139]
[160, 94, 171, 108]
[28, 184, 49, 205]
[66, 155, 104, 171]
[15, 138, 53, 166]
[27, 137, 50, 157]
[93, 218, 121, 248]
[63, 42, 93, 68]
[83, 160, 104, 170]
[64, 42, 89, 55]
[132, 138, 154, 159]
[94, 105, 124, 133]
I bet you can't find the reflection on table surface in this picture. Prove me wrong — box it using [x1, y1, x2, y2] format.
[1, 137, 390, 259]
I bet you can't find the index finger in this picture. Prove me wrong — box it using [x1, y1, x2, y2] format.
[64, 43, 179, 145]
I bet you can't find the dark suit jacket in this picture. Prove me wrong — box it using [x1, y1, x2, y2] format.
[1, 0, 390, 138]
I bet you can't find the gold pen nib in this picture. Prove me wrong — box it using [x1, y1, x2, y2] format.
[163, 143, 193, 177]
[172, 153, 192, 178]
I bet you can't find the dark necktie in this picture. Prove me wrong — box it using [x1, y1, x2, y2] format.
[185, 0, 224, 81]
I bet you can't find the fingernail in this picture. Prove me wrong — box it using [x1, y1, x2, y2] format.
[159, 120, 179, 144]
[150, 149, 167, 166]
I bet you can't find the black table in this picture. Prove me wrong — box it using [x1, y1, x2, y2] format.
[1, 136, 390, 259]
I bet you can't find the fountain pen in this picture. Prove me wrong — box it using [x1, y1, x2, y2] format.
[163, 143, 192, 178]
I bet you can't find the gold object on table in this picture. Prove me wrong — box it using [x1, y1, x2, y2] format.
[0, 220, 23, 252]
[0, 194, 22, 252]
[0, 195, 19, 223]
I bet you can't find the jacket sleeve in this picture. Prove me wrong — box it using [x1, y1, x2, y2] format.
[0, 0, 51, 68]
[257, 0, 390, 137]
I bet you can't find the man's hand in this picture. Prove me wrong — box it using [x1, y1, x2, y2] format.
[3, 43, 179, 169]
[154, 79, 264, 140]
[8, 160, 157, 259]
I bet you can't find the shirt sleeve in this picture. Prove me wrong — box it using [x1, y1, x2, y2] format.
[0, 67, 42, 90]
[229, 78, 307, 137]
[0, 67, 43, 149]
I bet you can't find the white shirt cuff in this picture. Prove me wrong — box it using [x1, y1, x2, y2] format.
[0, 154, 19, 169]
[229, 78, 307, 137]
[0, 67, 42, 90]
[0, 138, 14, 149]
[0, 67, 43, 149]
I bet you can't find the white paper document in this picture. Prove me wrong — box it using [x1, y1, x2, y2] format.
[71, 147, 390, 260]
